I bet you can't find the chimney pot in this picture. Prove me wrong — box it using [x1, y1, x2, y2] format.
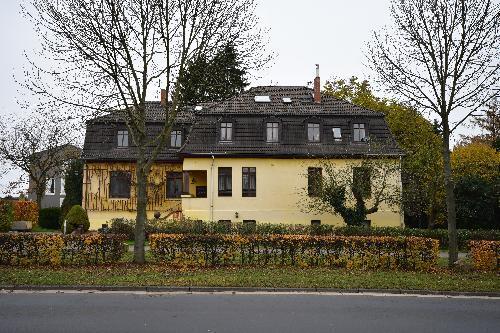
[160, 89, 167, 106]
[314, 64, 321, 104]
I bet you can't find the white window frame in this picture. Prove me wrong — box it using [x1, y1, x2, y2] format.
[332, 127, 342, 142]
[353, 123, 366, 142]
[266, 122, 279, 143]
[117, 130, 129, 147]
[45, 178, 55, 195]
[60, 177, 66, 195]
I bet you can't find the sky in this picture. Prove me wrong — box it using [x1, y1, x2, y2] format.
[0, 0, 484, 195]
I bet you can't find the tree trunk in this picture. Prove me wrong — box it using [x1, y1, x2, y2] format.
[35, 186, 44, 221]
[442, 123, 458, 266]
[134, 163, 148, 264]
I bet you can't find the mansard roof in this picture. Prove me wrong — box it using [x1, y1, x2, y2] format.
[82, 86, 403, 161]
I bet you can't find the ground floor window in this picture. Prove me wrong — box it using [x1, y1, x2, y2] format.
[166, 172, 183, 198]
[109, 171, 131, 198]
[242, 167, 256, 197]
[218, 167, 232, 196]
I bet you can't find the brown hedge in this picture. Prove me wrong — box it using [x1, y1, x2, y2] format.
[469, 240, 500, 271]
[0, 233, 127, 266]
[149, 234, 439, 271]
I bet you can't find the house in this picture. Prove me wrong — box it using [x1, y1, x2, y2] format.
[82, 69, 403, 229]
[27, 145, 81, 208]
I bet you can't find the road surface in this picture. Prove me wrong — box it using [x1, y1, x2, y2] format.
[1, 291, 499, 332]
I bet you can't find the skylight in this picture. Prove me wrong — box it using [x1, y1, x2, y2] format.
[282, 97, 292, 103]
[254, 95, 271, 103]
[194, 105, 203, 111]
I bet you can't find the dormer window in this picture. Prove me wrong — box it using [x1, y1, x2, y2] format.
[332, 127, 342, 142]
[353, 123, 366, 142]
[266, 122, 279, 142]
[307, 123, 320, 142]
[117, 130, 128, 147]
[171, 130, 182, 147]
[220, 122, 233, 141]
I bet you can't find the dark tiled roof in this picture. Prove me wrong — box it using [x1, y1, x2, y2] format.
[82, 86, 403, 161]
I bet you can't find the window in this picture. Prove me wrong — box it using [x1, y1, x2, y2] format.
[117, 130, 129, 147]
[242, 167, 256, 197]
[332, 127, 342, 142]
[266, 122, 279, 142]
[307, 167, 322, 196]
[196, 186, 207, 198]
[166, 172, 183, 198]
[353, 123, 366, 142]
[307, 123, 320, 142]
[311, 220, 321, 226]
[170, 130, 182, 148]
[45, 178, 55, 195]
[220, 122, 233, 141]
[243, 220, 257, 231]
[353, 167, 371, 198]
[109, 171, 131, 198]
[218, 167, 232, 196]
[60, 177, 65, 195]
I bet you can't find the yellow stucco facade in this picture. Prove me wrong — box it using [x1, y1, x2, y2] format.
[83, 157, 403, 229]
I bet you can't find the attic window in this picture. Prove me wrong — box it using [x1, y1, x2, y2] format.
[332, 127, 342, 142]
[282, 97, 292, 103]
[254, 95, 271, 103]
[117, 130, 128, 147]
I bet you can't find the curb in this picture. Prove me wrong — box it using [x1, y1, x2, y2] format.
[1, 285, 499, 297]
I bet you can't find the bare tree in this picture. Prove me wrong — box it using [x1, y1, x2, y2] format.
[0, 113, 78, 210]
[301, 159, 401, 227]
[368, 0, 500, 265]
[24, 0, 269, 263]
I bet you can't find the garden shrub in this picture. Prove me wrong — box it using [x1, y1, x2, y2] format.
[149, 234, 439, 271]
[109, 218, 500, 250]
[0, 233, 126, 266]
[63, 205, 90, 234]
[39, 207, 61, 229]
[469, 240, 500, 271]
[0, 201, 14, 232]
[12, 200, 39, 224]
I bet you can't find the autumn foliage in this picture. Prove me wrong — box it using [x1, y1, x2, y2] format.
[469, 240, 500, 271]
[0, 233, 126, 266]
[12, 201, 39, 224]
[149, 234, 439, 271]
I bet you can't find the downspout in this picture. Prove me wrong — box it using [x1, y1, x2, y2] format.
[210, 154, 215, 221]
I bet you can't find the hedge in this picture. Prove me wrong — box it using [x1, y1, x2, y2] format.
[12, 201, 39, 224]
[0, 233, 127, 266]
[109, 218, 500, 250]
[149, 234, 439, 271]
[39, 207, 61, 229]
[0, 201, 14, 232]
[469, 240, 500, 271]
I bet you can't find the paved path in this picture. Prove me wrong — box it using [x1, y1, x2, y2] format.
[1, 291, 499, 332]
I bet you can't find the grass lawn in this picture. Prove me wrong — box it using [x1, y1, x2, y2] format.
[1, 254, 498, 292]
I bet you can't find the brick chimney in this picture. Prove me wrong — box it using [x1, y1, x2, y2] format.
[313, 64, 321, 104]
[160, 89, 167, 106]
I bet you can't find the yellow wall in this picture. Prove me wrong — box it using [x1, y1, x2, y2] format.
[83, 162, 183, 229]
[182, 157, 403, 227]
[83, 158, 403, 229]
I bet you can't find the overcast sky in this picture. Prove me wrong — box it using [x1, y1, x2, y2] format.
[0, 0, 484, 195]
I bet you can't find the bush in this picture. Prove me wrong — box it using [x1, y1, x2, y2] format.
[149, 234, 439, 271]
[63, 205, 90, 234]
[12, 201, 39, 224]
[0, 233, 127, 266]
[469, 240, 500, 271]
[0, 201, 14, 232]
[39, 207, 62, 229]
[109, 218, 500, 250]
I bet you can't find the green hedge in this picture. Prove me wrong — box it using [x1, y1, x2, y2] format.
[0, 201, 13, 232]
[108, 218, 500, 250]
[39, 207, 61, 229]
[150, 234, 439, 271]
[0, 233, 126, 266]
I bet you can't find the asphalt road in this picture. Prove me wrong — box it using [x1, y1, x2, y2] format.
[1, 291, 499, 333]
